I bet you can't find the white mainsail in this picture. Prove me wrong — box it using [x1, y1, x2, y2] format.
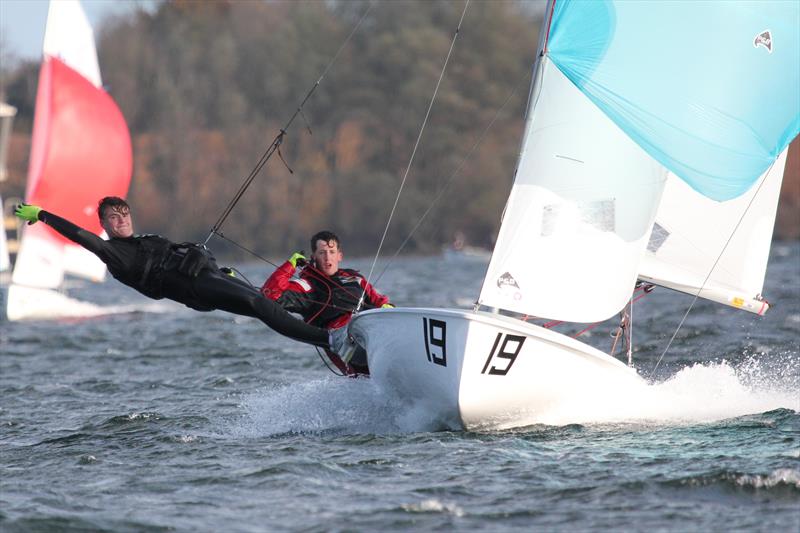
[478, 57, 666, 323]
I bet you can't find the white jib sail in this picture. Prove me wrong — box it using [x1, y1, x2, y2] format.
[478, 57, 666, 323]
[638, 149, 788, 315]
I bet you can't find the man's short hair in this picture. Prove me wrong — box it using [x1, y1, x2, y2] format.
[311, 230, 340, 252]
[98, 196, 130, 221]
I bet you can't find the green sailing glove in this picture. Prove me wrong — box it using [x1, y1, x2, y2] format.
[15, 203, 42, 225]
[381, 303, 395, 309]
[289, 251, 307, 268]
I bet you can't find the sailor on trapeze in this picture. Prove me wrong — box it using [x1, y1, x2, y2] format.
[14, 197, 355, 356]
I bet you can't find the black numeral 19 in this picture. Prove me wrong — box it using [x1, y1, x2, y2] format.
[423, 318, 447, 367]
[481, 333, 525, 375]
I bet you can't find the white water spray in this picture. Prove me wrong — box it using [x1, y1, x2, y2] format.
[533, 355, 799, 427]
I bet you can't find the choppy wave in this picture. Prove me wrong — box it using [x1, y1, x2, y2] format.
[3, 247, 798, 532]
[670, 468, 800, 492]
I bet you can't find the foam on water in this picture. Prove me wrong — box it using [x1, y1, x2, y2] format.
[233, 377, 444, 437]
[401, 499, 466, 517]
[233, 354, 798, 434]
[534, 355, 799, 426]
[734, 468, 800, 489]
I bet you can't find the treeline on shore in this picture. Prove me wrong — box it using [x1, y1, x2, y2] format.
[3, 0, 540, 257]
[1, 0, 798, 261]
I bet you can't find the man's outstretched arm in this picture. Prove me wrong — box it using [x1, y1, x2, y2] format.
[16, 204, 112, 259]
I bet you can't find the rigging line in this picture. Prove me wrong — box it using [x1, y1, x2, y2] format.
[206, 131, 283, 245]
[203, 1, 375, 244]
[214, 230, 281, 269]
[627, 285, 634, 366]
[372, 69, 527, 285]
[650, 160, 777, 376]
[357, 0, 471, 309]
[571, 288, 651, 340]
[315, 346, 347, 377]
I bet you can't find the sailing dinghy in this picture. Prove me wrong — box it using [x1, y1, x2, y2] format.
[349, 0, 799, 430]
[2, 0, 132, 321]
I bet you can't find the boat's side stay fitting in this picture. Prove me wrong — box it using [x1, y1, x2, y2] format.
[493, 281, 656, 366]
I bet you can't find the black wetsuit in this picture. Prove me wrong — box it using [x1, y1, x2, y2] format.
[37, 210, 329, 347]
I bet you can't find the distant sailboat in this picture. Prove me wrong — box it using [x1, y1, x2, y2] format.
[349, 0, 799, 430]
[2, 0, 132, 321]
[0, 102, 18, 279]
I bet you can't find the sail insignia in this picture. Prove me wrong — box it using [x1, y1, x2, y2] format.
[753, 30, 773, 53]
[496, 272, 520, 290]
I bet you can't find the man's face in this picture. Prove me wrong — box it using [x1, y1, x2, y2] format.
[312, 239, 342, 276]
[100, 205, 134, 238]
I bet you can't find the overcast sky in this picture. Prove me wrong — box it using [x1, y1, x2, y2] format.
[1, 0, 156, 63]
[1, 1, 546, 64]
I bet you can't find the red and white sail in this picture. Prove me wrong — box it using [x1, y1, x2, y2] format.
[8, 0, 132, 319]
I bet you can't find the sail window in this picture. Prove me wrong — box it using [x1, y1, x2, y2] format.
[541, 199, 615, 236]
[647, 222, 670, 253]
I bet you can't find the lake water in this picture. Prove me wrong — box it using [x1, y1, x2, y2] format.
[1, 244, 798, 531]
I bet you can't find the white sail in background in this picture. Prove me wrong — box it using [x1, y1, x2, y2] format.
[11, 232, 64, 289]
[6, 0, 132, 321]
[43, 0, 102, 87]
[0, 102, 16, 274]
[14, 0, 107, 291]
[478, 58, 666, 323]
[639, 149, 788, 315]
[0, 194, 9, 273]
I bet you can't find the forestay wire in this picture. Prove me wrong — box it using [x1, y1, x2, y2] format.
[650, 159, 777, 376]
[203, 1, 375, 245]
[373, 72, 527, 285]
[357, 0, 471, 311]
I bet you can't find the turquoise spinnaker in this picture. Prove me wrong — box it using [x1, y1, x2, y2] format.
[547, 0, 800, 201]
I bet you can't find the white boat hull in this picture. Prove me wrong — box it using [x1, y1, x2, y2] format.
[2, 284, 105, 322]
[349, 307, 643, 430]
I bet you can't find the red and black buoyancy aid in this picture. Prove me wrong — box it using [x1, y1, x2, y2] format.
[303, 268, 371, 327]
